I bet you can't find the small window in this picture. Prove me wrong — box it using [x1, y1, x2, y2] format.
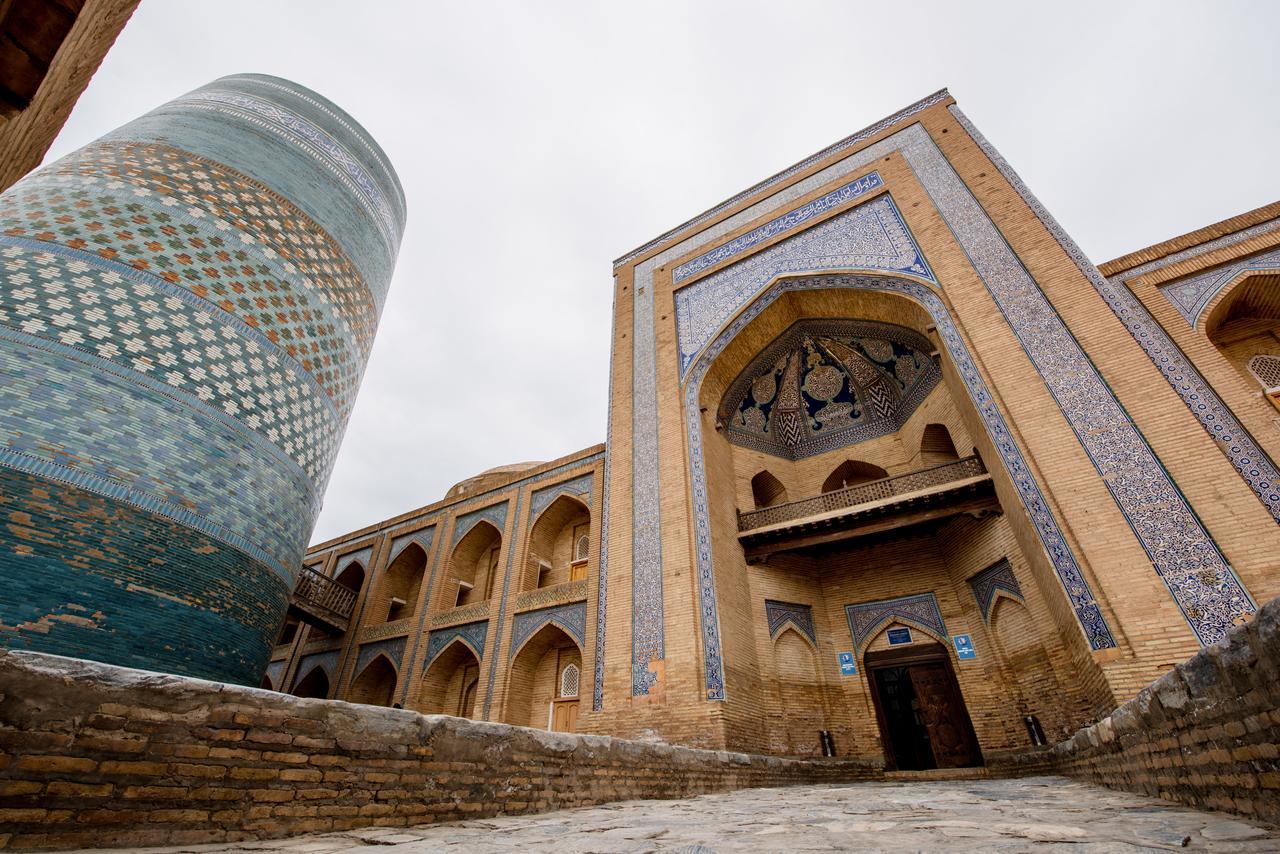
[559, 663, 580, 698]
[1247, 354, 1280, 389]
[574, 534, 590, 562]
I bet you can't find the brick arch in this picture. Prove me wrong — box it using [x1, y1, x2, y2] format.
[379, 542, 427, 623]
[291, 665, 331, 699]
[444, 520, 503, 608]
[772, 626, 825, 756]
[821, 460, 888, 494]
[523, 493, 590, 591]
[349, 654, 397, 707]
[685, 273, 1119, 702]
[419, 637, 482, 717]
[504, 622, 583, 729]
[920, 423, 960, 464]
[750, 469, 788, 509]
[861, 619, 949, 663]
[333, 559, 366, 593]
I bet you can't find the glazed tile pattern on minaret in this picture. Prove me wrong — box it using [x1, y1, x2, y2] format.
[0, 74, 405, 684]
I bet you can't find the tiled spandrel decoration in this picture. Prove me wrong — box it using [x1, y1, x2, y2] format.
[0, 74, 405, 684]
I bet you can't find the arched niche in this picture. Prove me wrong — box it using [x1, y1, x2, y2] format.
[821, 460, 888, 493]
[751, 470, 788, 509]
[381, 543, 427, 622]
[1204, 272, 1280, 399]
[771, 627, 825, 756]
[446, 521, 503, 608]
[920, 423, 959, 465]
[259, 674, 275, 691]
[863, 620, 947, 659]
[989, 597, 1066, 738]
[419, 639, 481, 718]
[349, 655, 397, 707]
[688, 278, 1116, 705]
[334, 560, 366, 594]
[275, 616, 300, 647]
[524, 494, 591, 591]
[505, 623, 582, 731]
[292, 666, 330, 699]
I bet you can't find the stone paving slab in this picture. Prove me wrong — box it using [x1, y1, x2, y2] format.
[78, 777, 1279, 853]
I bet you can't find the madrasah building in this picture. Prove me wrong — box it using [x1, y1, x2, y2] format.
[270, 90, 1279, 768]
[0, 20, 1277, 772]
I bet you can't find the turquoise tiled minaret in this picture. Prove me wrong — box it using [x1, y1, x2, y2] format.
[0, 74, 405, 683]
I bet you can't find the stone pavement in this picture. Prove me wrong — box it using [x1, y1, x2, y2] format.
[78, 776, 1279, 853]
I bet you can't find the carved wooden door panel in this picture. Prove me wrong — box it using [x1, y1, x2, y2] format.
[908, 663, 976, 768]
[550, 699, 578, 732]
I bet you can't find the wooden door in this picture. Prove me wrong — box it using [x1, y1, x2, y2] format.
[550, 698, 578, 732]
[908, 662, 978, 768]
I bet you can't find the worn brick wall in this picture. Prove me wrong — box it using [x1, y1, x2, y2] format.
[1010, 595, 1280, 825]
[0, 650, 880, 851]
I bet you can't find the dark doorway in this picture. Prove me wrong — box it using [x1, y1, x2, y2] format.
[866, 642, 982, 770]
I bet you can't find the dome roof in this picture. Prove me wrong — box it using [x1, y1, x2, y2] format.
[445, 461, 544, 500]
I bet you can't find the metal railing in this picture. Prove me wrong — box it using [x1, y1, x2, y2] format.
[738, 455, 986, 532]
[291, 564, 359, 626]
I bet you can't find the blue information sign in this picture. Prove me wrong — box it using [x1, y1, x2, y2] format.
[838, 652, 857, 676]
[953, 634, 977, 659]
[886, 627, 913, 645]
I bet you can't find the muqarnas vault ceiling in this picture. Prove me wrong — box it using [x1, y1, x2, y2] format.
[718, 319, 940, 460]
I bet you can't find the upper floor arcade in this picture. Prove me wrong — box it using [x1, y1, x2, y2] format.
[264, 444, 604, 736]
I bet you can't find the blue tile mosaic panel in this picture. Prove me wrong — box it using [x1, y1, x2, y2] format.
[968, 558, 1024, 622]
[944, 107, 1256, 643]
[718, 318, 940, 459]
[423, 620, 489, 669]
[1158, 246, 1280, 327]
[509, 603, 588, 658]
[672, 172, 884, 283]
[529, 473, 593, 519]
[354, 637, 407, 676]
[387, 527, 435, 568]
[292, 650, 339, 690]
[0, 74, 404, 684]
[264, 660, 287, 690]
[451, 502, 509, 546]
[764, 600, 816, 644]
[846, 593, 947, 652]
[674, 195, 934, 374]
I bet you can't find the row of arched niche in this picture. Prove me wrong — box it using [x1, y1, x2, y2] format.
[750, 422, 961, 509]
[265, 492, 592, 732]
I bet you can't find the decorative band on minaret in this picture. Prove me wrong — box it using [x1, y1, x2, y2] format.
[0, 74, 405, 683]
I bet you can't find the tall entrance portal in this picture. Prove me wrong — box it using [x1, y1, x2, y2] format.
[866, 644, 980, 770]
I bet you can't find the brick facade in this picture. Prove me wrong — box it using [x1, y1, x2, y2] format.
[267, 91, 1280, 775]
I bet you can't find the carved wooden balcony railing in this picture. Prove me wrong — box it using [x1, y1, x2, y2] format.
[737, 456, 997, 562]
[287, 565, 359, 634]
[738, 456, 986, 532]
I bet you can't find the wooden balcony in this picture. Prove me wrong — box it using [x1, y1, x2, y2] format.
[738, 456, 999, 562]
[287, 564, 359, 634]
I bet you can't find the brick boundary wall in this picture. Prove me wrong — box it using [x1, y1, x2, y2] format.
[0, 595, 1276, 850]
[1009, 594, 1280, 824]
[0, 651, 880, 851]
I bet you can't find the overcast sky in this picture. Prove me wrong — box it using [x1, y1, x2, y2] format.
[44, 1, 1280, 544]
